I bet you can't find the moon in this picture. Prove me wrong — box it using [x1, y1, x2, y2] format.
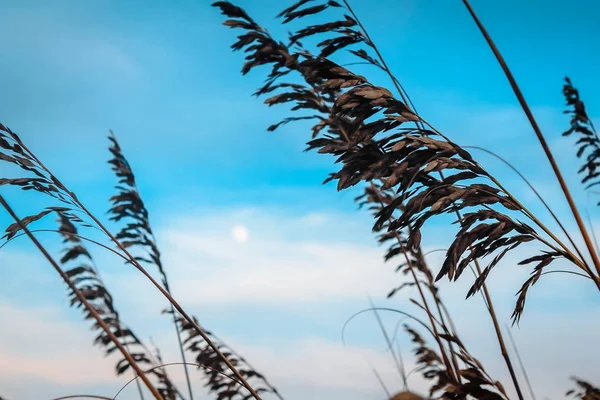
[231, 225, 249, 244]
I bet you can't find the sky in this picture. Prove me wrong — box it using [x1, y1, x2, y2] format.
[0, 0, 600, 399]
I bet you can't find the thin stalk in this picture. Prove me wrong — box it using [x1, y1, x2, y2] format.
[14, 143, 263, 400]
[168, 303, 193, 400]
[505, 325, 537, 400]
[134, 366, 147, 399]
[462, 0, 600, 279]
[367, 294, 409, 386]
[585, 208, 600, 258]
[541, 270, 592, 279]
[129, 175, 194, 400]
[396, 342, 409, 392]
[369, 362, 392, 399]
[0, 195, 162, 400]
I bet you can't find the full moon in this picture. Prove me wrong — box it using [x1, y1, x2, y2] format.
[231, 225, 249, 244]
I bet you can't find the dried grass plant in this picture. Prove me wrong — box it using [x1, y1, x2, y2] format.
[1, 0, 599, 399]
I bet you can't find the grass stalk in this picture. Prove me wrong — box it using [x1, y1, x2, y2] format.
[367, 295, 410, 387]
[505, 325, 537, 400]
[369, 363, 393, 399]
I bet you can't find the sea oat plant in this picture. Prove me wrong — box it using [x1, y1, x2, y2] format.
[1, 1, 599, 399]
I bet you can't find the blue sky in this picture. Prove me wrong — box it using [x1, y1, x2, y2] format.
[1, 0, 600, 399]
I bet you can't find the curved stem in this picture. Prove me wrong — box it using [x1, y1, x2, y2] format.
[114, 362, 245, 400]
[541, 269, 592, 279]
[0, 230, 137, 264]
[342, 307, 436, 340]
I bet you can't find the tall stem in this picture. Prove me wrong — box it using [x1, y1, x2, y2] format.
[474, 257, 524, 400]
[0, 195, 163, 400]
[368, 295, 411, 387]
[462, 0, 600, 279]
[126, 170, 194, 400]
[505, 324, 537, 400]
[168, 302, 194, 400]
[144, 227, 193, 400]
